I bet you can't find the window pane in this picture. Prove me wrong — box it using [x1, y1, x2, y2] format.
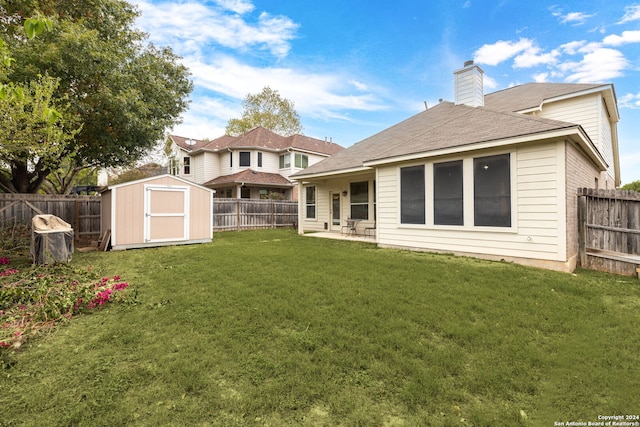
[306, 206, 316, 219]
[239, 152, 250, 167]
[306, 186, 315, 204]
[350, 181, 368, 220]
[258, 152, 263, 167]
[350, 204, 368, 220]
[279, 153, 290, 168]
[434, 161, 463, 225]
[474, 154, 511, 227]
[401, 165, 425, 224]
[350, 181, 368, 203]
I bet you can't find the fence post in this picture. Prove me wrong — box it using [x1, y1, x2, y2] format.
[578, 193, 587, 267]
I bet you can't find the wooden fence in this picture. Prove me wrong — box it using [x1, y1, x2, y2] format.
[0, 193, 101, 241]
[1, 195, 297, 237]
[577, 188, 640, 276]
[213, 198, 297, 231]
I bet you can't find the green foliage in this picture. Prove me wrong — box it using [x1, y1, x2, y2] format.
[0, 75, 81, 192]
[226, 86, 302, 136]
[109, 163, 165, 185]
[0, 0, 193, 193]
[621, 180, 640, 192]
[1, 229, 639, 425]
[0, 261, 134, 359]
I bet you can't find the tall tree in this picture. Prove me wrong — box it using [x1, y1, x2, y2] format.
[226, 86, 302, 137]
[0, 0, 193, 193]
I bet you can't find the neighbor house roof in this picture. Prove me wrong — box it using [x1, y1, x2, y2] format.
[203, 169, 293, 187]
[293, 100, 600, 179]
[170, 127, 344, 156]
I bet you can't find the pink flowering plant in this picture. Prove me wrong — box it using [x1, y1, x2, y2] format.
[0, 261, 134, 354]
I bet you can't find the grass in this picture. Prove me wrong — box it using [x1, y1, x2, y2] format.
[1, 228, 639, 426]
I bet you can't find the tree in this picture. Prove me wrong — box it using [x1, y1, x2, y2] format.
[225, 86, 302, 136]
[0, 0, 193, 193]
[0, 75, 81, 192]
[621, 180, 640, 192]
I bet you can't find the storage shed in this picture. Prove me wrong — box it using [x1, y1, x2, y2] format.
[101, 174, 213, 250]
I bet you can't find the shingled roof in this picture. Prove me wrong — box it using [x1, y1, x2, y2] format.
[483, 82, 607, 113]
[293, 100, 583, 177]
[170, 127, 344, 155]
[203, 169, 292, 187]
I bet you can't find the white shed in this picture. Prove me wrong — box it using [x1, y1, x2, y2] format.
[101, 174, 213, 250]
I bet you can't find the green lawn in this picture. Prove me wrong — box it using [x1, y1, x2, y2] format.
[1, 229, 639, 426]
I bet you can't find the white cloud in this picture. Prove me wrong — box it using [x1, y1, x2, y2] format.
[514, 47, 560, 68]
[134, 0, 298, 58]
[473, 38, 534, 66]
[183, 54, 388, 124]
[618, 92, 640, 109]
[559, 40, 587, 55]
[559, 11, 594, 25]
[213, 0, 255, 14]
[483, 75, 499, 90]
[603, 30, 640, 46]
[349, 80, 369, 91]
[533, 72, 549, 82]
[618, 4, 640, 24]
[549, 6, 594, 25]
[563, 47, 628, 83]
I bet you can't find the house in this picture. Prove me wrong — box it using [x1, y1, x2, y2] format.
[165, 127, 344, 200]
[292, 61, 620, 273]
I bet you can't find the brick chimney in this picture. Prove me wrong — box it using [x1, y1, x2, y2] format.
[454, 60, 484, 107]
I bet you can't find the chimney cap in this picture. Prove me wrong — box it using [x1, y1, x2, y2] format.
[464, 60, 474, 67]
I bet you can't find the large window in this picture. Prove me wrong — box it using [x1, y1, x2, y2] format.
[400, 165, 425, 224]
[474, 154, 511, 227]
[434, 160, 463, 225]
[239, 151, 251, 167]
[279, 153, 290, 169]
[295, 153, 309, 168]
[350, 181, 369, 219]
[305, 186, 316, 219]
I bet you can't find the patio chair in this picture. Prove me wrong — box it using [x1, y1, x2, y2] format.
[341, 218, 358, 236]
[364, 221, 376, 238]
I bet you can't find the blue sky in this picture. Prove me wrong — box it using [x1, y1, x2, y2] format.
[133, 0, 640, 184]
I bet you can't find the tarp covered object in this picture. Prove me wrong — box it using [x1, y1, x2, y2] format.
[30, 214, 74, 265]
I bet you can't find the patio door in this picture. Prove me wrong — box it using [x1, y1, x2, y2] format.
[330, 192, 341, 231]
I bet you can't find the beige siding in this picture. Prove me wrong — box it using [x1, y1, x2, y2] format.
[376, 142, 572, 270]
[113, 181, 145, 246]
[598, 96, 615, 183]
[189, 184, 213, 240]
[536, 95, 599, 143]
[299, 174, 376, 234]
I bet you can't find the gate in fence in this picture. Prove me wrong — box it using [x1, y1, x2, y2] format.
[577, 188, 640, 276]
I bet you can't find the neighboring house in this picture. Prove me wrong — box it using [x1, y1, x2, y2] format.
[292, 61, 620, 273]
[166, 127, 344, 200]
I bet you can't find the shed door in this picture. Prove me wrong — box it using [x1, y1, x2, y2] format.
[144, 185, 190, 243]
